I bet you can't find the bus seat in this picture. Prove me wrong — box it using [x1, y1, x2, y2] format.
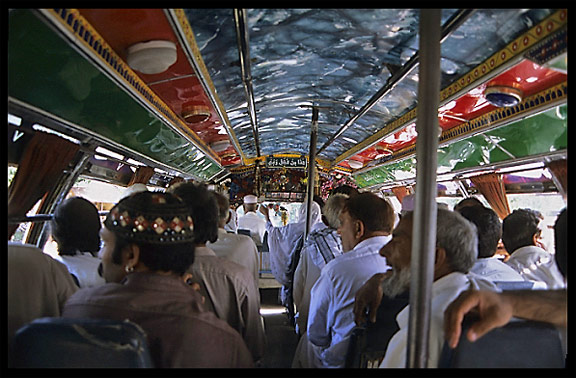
[345, 325, 387, 368]
[494, 280, 534, 291]
[237, 229, 251, 237]
[11, 317, 153, 368]
[345, 293, 409, 368]
[438, 315, 564, 368]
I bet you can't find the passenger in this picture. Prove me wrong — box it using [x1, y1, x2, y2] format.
[292, 193, 394, 368]
[237, 194, 267, 247]
[354, 209, 497, 368]
[453, 196, 484, 212]
[444, 208, 567, 349]
[457, 205, 524, 282]
[330, 184, 360, 197]
[259, 198, 322, 291]
[62, 191, 253, 368]
[50, 197, 106, 288]
[169, 183, 265, 364]
[224, 207, 239, 233]
[8, 242, 78, 352]
[207, 191, 260, 286]
[293, 193, 347, 335]
[502, 209, 565, 289]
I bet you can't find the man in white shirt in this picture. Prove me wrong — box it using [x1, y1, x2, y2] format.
[208, 192, 260, 285]
[354, 209, 498, 368]
[381, 210, 498, 368]
[50, 197, 106, 288]
[503, 209, 565, 289]
[237, 195, 267, 248]
[457, 205, 524, 283]
[292, 193, 395, 368]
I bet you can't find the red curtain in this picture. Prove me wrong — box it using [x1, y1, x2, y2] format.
[546, 159, 567, 199]
[127, 166, 155, 186]
[391, 186, 412, 205]
[8, 132, 80, 239]
[469, 173, 511, 220]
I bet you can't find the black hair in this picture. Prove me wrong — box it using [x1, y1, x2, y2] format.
[170, 183, 219, 244]
[554, 208, 567, 279]
[343, 192, 394, 233]
[51, 197, 101, 256]
[502, 209, 542, 254]
[453, 197, 484, 212]
[458, 205, 502, 258]
[331, 184, 360, 197]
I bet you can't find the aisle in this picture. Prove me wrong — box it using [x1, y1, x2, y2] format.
[259, 287, 300, 368]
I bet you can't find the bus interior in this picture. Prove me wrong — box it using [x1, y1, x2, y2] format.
[7, 8, 567, 369]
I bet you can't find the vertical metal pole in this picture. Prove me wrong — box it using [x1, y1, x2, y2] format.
[407, 9, 441, 368]
[234, 8, 261, 157]
[305, 107, 319, 239]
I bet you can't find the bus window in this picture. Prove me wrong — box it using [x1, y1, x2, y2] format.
[507, 192, 565, 254]
[8, 199, 42, 243]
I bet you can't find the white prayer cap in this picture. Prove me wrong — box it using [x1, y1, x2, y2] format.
[243, 194, 258, 204]
[120, 183, 148, 200]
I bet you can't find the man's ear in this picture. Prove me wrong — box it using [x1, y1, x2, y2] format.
[433, 246, 449, 277]
[355, 220, 365, 239]
[123, 243, 141, 270]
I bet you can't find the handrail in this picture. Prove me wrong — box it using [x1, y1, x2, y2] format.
[8, 211, 110, 225]
[234, 8, 261, 157]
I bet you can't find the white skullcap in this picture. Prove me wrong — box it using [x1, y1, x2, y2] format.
[121, 183, 148, 200]
[243, 194, 258, 204]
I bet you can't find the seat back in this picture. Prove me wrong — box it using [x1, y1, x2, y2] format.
[237, 228, 251, 237]
[11, 317, 154, 368]
[345, 326, 387, 368]
[438, 315, 564, 368]
[345, 293, 409, 368]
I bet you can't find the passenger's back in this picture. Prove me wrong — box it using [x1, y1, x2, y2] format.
[7, 242, 78, 355]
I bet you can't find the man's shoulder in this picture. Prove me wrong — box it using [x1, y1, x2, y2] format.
[508, 245, 549, 263]
[193, 255, 253, 280]
[217, 231, 257, 245]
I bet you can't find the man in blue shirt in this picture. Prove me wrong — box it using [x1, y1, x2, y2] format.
[292, 193, 394, 368]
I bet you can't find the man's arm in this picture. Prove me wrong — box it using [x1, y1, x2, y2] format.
[444, 289, 567, 349]
[353, 272, 389, 325]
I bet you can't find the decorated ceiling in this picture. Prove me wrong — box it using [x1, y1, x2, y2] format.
[7, 9, 567, 187]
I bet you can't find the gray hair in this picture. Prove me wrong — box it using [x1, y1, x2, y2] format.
[323, 193, 349, 229]
[436, 208, 478, 273]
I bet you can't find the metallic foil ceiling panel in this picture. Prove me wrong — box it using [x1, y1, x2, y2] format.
[186, 9, 554, 163]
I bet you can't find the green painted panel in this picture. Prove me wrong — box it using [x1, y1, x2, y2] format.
[485, 105, 567, 158]
[354, 104, 567, 188]
[8, 10, 221, 181]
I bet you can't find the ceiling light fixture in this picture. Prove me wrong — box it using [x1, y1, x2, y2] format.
[347, 159, 364, 169]
[484, 85, 523, 107]
[182, 105, 211, 124]
[127, 40, 177, 75]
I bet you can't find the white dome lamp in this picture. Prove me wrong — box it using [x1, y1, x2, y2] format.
[126, 40, 178, 75]
[347, 159, 364, 169]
